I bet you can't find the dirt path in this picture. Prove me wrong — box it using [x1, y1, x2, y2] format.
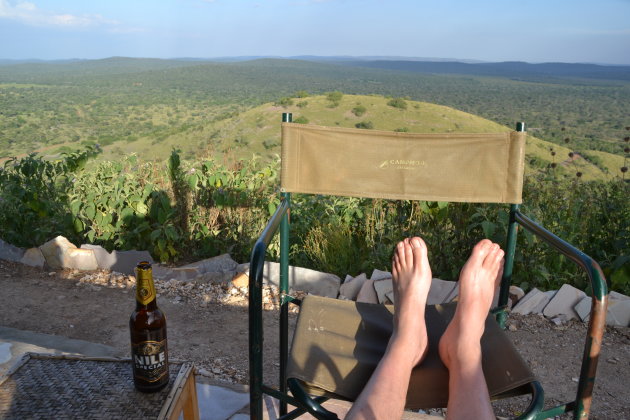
[0, 260, 628, 419]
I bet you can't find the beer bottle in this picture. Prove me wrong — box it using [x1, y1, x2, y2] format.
[130, 261, 169, 392]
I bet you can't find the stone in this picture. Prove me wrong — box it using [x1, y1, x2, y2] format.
[512, 288, 553, 315]
[80, 244, 115, 269]
[356, 279, 378, 304]
[196, 270, 235, 284]
[610, 291, 630, 302]
[574, 296, 592, 322]
[509, 285, 525, 307]
[370, 269, 392, 281]
[110, 250, 154, 275]
[182, 254, 238, 274]
[0, 239, 24, 262]
[80, 244, 153, 275]
[339, 273, 367, 301]
[385, 290, 395, 304]
[242, 261, 340, 298]
[152, 266, 200, 282]
[40, 236, 98, 270]
[231, 272, 249, 288]
[543, 284, 586, 320]
[373, 279, 393, 304]
[40, 236, 76, 269]
[20, 247, 45, 268]
[607, 299, 630, 327]
[427, 278, 457, 305]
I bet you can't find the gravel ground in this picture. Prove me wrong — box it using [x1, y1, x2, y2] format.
[0, 260, 628, 419]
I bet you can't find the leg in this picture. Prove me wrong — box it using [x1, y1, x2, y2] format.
[439, 240, 504, 420]
[346, 237, 432, 420]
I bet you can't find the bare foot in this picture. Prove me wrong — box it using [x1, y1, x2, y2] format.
[438, 239, 504, 370]
[391, 237, 432, 366]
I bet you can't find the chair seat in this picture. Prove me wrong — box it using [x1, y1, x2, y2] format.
[287, 295, 536, 409]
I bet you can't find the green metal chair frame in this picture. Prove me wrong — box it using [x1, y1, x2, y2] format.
[248, 113, 608, 420]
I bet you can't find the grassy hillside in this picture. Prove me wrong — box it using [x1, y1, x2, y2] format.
[192, 93, 623, 181]
[1, 58, 628, 159]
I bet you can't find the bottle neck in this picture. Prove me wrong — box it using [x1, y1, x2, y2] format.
[135, 270, 158, 310]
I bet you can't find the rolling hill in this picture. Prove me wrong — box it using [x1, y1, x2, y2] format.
[97, 93, 624, 181]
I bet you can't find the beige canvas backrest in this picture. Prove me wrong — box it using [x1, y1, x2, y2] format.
[281, 123, 526, 204]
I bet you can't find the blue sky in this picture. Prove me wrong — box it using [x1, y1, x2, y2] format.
[1, 0, 629, 64]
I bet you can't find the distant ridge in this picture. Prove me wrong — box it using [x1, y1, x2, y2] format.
[335, 60, 630, 82]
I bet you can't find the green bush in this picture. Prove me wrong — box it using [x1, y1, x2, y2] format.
[387, 97, 408, 110]
[293, 116, 309, 124]
[352, 105, 367, 117]
[355, 121, 374, 129]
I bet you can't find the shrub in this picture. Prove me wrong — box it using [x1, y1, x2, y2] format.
[388, 97, 408, 110]
[352, 105, 367, 117]
[295, 90, 309, 98]
[293, 116, 309, 124]
[355, 121, 374, 129]
[275, 97, 294, 107]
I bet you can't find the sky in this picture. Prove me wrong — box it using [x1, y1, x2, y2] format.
[1, 0, 629, 64]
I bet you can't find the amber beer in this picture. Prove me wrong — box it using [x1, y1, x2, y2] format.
[130, 261, 169, 392]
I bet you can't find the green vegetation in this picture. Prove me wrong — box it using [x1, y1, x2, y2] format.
[0, 57, 628, 295]
[352, 104, 367, 117]
[355, 121, 374, 129]
[1, 150, 627, 295]
[387, 97, 408, 109]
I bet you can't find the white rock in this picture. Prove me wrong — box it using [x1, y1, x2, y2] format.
[373, 279, 393, 304]
[512, 288, 552, 315]
[40, 236, 98, 270]
[243, 261, 340, 298]
[607, 299, 630, 327]
[182, 254, 238, 274]
[339, 273, 367, 301]
[356, 279, 378, 304]
[427, 278, 458, 305]
[370, 269, 392, 281]
[574, 296, 592, 322]
[543, 284, 586, 320]
[20, 247, 45, 268]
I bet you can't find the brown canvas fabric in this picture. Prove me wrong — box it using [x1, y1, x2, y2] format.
[281, 123, 526, 204]
[287, 295, 536, 409]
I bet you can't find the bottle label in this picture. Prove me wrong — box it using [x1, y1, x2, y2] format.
[136, 277, 156, 306]
[131, 339, 169, 383]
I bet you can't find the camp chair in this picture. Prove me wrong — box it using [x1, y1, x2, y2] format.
[248, 114, 608, 420]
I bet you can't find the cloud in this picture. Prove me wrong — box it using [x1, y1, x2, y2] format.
[0, 0, 118, 28]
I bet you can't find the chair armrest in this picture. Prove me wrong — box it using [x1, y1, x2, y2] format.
[514, 211, 608, 418]
[287, 378, 340, 420]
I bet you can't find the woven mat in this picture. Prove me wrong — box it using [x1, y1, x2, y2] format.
[0, 354, 183, 419]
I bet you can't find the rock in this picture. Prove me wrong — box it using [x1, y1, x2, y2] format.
[607, 299, 630, 327]
[242, 261, 340, 298]
[370, 269, 392, 281]
[40, 236, 98, 270]
[182, 254, 238, 273]
[80, 244, 153, 274]
[111, 250, 154, 274]
[373, 279, 393, 304]
[356, 279, 378, 304]
[609, 291, 630, 302]
[427, 278, 458, 305]
[20, 248, 45, 268]
[543, 284, 586, 320]
[385, 290, 395, 304]
[512, 288, 554, 315]
[0, 239, 25, 262]
[231, 272, 248, 288]
[153, 266, 200, 282]
[574, 296, 592, 322]
[509, 285, 525, 307]
[195, 270, 235, 284]
[339, 273, 367, 301]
